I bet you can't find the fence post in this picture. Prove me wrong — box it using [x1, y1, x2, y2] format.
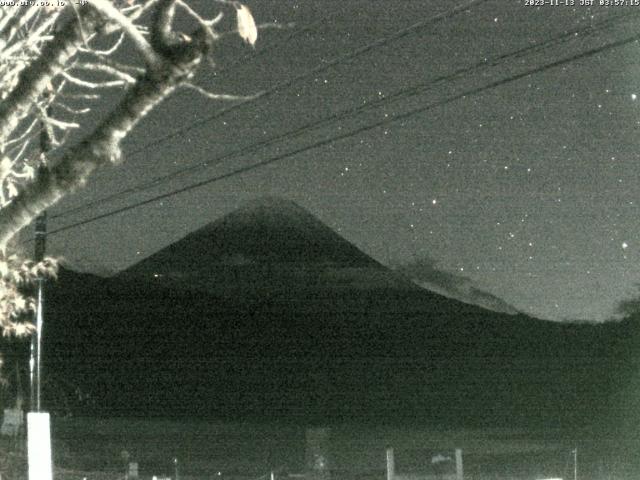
[305, 428, 331, 480]
[386, 448, 395, 480]
[126, 462, 139, 480]
[455, 448, 463, 480]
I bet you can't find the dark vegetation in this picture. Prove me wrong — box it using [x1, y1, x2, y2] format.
[41, 266, 640, 432]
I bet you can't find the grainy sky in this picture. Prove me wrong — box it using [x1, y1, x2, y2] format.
[37, 0, 640, 322]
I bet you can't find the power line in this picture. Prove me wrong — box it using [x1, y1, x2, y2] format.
[42, 29, 640, 239]
[52, 0, 490, 220]
[123, 0, 490, 157]
[52, 8, 635, 221]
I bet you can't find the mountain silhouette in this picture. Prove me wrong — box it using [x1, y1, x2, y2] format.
[118, 196, 417, 295]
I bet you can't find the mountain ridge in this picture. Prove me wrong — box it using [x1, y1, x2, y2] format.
[117, 196, 418, 294]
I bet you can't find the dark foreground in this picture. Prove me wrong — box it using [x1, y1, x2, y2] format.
[0, 416, 637, 480]
[20, 418, 640, 480]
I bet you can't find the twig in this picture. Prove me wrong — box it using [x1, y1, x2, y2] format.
[90, 0, 161, 68]
[60, 71, 127, 89]
[181, 83, 261, 101]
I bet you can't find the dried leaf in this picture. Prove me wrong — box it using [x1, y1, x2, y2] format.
[6, 180, 17, 199]
[22, 164, 34, 180]
[13, 296, 25, 312]
[0, 157, 11, 177]
[236, 4, 257, 47]
[13, 322, 34, 337]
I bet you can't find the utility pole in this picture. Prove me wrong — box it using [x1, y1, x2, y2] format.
[30, 211, 46, 412]
[27, 99, 53, 480]
[573, 448, 578, 480]
[30, 103, 51, 413]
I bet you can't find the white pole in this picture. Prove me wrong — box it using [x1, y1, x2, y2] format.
[34, 281, 43, 411]
[27, 412, 52, 480]
[573, 448, 577, 480]
[386, 448, 395, 480]
[455, 449, 463, 480]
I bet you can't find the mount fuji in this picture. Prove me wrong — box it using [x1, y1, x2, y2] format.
[117, 196, 420, 297]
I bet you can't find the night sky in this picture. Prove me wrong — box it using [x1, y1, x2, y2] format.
[32, 0, 640, 322]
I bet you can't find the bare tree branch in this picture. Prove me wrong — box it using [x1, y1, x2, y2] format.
[79, 31, 126, 56]
[0, 5, 39, 48]
[0, 6, 105, 147]
[0, 0, 261, 338]
[181, 82, 259, 101]
[0, 23, 211, 248]
[61, 71, 128, 89]
[72, 62, 138, 83]
[90, 0, 162, 68]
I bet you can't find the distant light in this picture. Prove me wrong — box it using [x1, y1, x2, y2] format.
[622, 241, 629, 250]
[432, 199, 437, 205]
[633, 93, 638, 100]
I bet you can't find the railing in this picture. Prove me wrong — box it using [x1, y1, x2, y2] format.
[385, 447, 464, 480]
